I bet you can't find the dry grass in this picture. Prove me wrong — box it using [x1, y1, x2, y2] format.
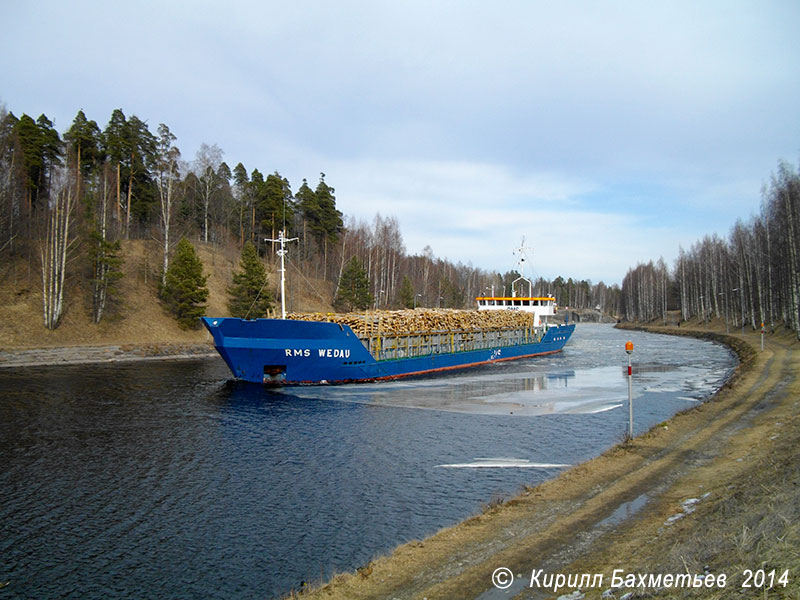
[569, 414, 800, 599]
[563, 324, 800, 599]
[0, 240, 333, 349]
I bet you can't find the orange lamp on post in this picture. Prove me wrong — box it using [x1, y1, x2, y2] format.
[625, 341, 634, 438]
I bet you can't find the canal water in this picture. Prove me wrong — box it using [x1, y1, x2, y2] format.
[0, 324, 734, 599]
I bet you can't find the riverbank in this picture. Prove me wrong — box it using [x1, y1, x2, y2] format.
[0, 342, 217, 368]
[293, 320, 798, 599]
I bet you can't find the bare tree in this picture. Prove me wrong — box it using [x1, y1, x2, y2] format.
[40, 168, 77, 329]
[191, 142, 224, 243]
[626, 160, 800, 339]
[154, 124, 181, 288]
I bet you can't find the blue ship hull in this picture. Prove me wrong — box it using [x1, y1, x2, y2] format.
[202, 317, 575, 385]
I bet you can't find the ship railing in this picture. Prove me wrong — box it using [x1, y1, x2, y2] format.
[360, 326, 543, 361]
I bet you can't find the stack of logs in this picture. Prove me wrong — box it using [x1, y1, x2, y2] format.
[287, 308, 535, 338]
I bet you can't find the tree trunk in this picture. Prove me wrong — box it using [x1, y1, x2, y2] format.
[41, 183, 75, 330]
[784, 188, 800, 336]
[126, 164, 133, 240]
[160, 175, 173, 289]
[93, 168, 111, 324]
[116, 162, 121, 222]
[203, 180, 210, 243]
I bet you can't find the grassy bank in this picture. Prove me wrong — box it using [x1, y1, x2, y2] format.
[572, 321, 800, 599]
[0, 240, 333, 350]
[292, 321, 798, 599]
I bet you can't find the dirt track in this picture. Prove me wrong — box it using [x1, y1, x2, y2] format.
[298, 323, 798, 600]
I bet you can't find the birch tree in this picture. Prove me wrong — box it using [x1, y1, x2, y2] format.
[191, 142, 224, 243]
[775, 162, 800, 335]
[154, 123, 181, 289]
[40, 168, 77, 330]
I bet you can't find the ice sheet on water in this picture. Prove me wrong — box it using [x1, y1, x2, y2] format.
[436, 457, 572, 468]
[284, 324, 734, 417]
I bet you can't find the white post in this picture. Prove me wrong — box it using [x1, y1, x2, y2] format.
[625, 341, 634, 438]
[279, 239, 287, 319]
[628, 354, 633, 437]
[265, 230, 298, 320]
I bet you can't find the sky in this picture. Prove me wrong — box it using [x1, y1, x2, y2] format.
[2, 1, 799, 284]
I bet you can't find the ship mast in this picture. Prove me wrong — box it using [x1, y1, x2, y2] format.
[511, 236, 534, 297]
[265, 229, 298, 319]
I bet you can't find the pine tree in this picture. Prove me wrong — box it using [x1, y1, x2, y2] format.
[334, 256, 373, 311]
[296, 177, 316, 217]
[102, 111, 156, 236]
[314, 172, 343, 242]
[228, 241, 273, 318]
[257, 171, 294, 238]
[102, 108, 128, 222]
[298, 173, 343, 243]
[88, 229, 124, 323]
[13, 114, 46, 206]
[161, 238, 208, 329]
[64, 109, 102, 181]
[399, 275, 415, 308]
[296, 178, 316, 259]
[36, 115, 63, 198]
[232, 162, 250, 245]
[125, 115, 157, 225]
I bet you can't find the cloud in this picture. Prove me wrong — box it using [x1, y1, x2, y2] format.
[324, 157, 679, 283]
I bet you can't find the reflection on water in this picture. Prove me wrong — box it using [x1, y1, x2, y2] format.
[285, 324, 734, 418]
[0, 325, 735, 599]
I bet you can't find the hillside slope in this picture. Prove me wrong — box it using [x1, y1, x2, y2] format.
[0, 240, 333, 349]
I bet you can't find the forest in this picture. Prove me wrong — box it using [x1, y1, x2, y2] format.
[0, 104, 620, 331]
[620, 160, 800, 339]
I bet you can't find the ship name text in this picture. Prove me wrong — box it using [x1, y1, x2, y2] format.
[285, 348, 352, 359]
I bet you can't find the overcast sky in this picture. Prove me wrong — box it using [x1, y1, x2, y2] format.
[2, 1, 799, 283]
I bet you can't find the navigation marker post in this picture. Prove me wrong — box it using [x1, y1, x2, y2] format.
[761, 322, 765, 351]
[265, 229, 298, 319]
[625, 341, 634, 438]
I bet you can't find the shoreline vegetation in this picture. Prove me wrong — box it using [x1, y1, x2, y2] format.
[287, 320, 798, 600]
[1, 105, 624, 347]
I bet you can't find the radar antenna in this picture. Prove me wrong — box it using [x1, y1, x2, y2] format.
[511, 237, 535, 297]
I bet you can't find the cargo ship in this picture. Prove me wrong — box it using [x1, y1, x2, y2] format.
[202, 232, 575, 384]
